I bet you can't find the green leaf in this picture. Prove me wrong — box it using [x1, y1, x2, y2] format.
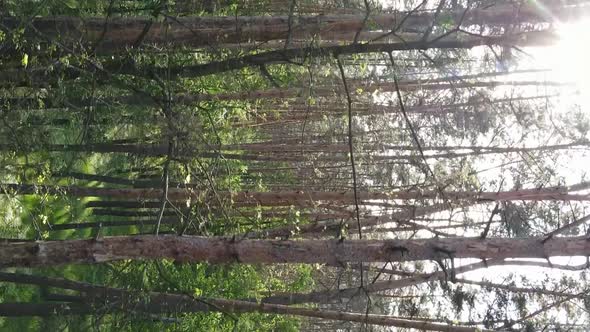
[21, 53, 28, 68]
[62, 0, 78, 9]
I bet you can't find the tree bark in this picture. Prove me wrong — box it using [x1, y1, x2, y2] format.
[3, 183, 589, 205]
[2, 235, 590, 267]
[1, 4, 579, 53]
[0, 272, 491, 331]
[148, 31, 557, 77]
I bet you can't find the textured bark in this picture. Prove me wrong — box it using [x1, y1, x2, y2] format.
[0, 17, 428, 53]
[1, 4, 579, 53]
[2, 235, 590, 267]
[3, 184, 590, 204]
[3, 15, 402, 53]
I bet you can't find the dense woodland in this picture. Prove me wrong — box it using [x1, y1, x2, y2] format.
[1, 0, 590, 330]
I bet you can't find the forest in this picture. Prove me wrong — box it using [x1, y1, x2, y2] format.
[1, 0, 590, 330]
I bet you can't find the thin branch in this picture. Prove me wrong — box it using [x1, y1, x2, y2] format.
[421, 0, 446, 42]
[335, 56, 362, 240]
[353, 0, 372, 44]
[543, 213, 590, 242]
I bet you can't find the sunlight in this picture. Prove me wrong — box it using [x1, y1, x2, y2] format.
[536, 20, 590, 99]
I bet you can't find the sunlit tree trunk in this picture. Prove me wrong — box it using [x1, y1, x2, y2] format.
[2, 4, 579, 53]
[2, 235, 590, 267]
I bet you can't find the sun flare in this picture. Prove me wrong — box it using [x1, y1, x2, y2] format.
[539, 21, 590, 94]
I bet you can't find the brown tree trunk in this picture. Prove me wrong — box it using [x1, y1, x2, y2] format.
[3, 183, 589, 205]
[2, 235, 590, 267]
[0, 272, 491, 331]
[1, 4, 579, 53]
[159, 31, 557, 77]
[0, 301, 490, 331]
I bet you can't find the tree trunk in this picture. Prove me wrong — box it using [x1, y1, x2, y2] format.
[2, 235, 590, 267]
[219, 141, 584, 154]
[3, 183, 589, 205]
[1, 4, 579, 53]
[0, 303, 94, 316]
[0, 272, 491, 331]
[251, 203, 451, 238]
[262, 257, 587, 305]
[48, 218, 179, 231]
[152, 31, 557, 77]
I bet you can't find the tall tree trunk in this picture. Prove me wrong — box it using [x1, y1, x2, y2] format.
[48, 218, 179, 231]
[262, 259, 497, 305]
[193, 74, 555, 102]
[3, 183, 589, 205]
[0, 303, 94, 316]
[0, 272, 491, 331]
[6, 141, 579, 163]
[262, 257, 587, 305]
[153, 31, 557, 77]
[55, 172, 148, 187]
[250, 203, 451, 238]
[219, 141, 585, 154]
[1, 4, 579, 53]
[2, 235, 590, 267]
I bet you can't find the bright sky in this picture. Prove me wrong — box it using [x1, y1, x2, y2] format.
[533, 21, 590, 102]
[522, 20, 590, 185]
[452, 16, 590, 326]
[374, 3, 590, 326]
